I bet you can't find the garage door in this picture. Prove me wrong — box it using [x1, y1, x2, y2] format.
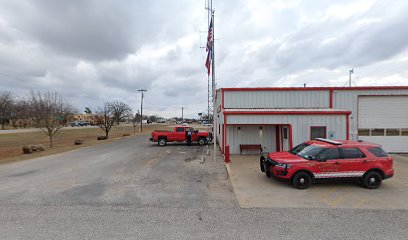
[358, 96, 408, 153]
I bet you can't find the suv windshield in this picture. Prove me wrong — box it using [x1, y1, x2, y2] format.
[289, 143, 309, 155]
[294, 144, 325, 160]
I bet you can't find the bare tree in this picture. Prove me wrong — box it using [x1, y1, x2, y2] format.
[0, 91, 14, 130]
[109, 101, 132, 125]
[94, 102, 115, 138]
[29, 91, 74, 148]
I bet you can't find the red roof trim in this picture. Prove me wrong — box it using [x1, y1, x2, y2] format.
[224, 110, 352, 115]
[221, 86, 408, 91]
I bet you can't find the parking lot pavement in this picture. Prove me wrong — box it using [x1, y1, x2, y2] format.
[228, 154, 408, 209]
[0, 136, 407, 239]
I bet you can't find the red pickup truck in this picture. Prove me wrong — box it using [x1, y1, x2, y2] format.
[150, 126, 212, 146]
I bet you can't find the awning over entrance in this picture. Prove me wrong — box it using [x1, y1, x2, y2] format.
[222, 108, 351, 155]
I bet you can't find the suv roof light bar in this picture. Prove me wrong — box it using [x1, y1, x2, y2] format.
[315, 138, 342, 145]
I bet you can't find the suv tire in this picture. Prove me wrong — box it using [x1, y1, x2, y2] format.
[362, 171, 382, 189]
[292, 171, 312, 189]
[158, 138, 167, 147]
[260, 158, 265, 172]
[264, 163, 272, 178]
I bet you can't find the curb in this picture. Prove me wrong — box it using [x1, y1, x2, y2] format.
[225, 163, 231, 179]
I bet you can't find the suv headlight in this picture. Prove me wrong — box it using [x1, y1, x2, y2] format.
[275, 162, 292, 169]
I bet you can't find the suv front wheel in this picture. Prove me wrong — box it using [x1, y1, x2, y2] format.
[292, 172, 312, 189]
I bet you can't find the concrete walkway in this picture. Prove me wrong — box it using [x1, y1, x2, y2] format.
[228, 154, 408, 209]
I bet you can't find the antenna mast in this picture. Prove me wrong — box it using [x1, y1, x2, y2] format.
[205, 0, 215, 122]
[205, 0, 217, 161]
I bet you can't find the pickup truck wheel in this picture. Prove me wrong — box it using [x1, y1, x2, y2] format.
[292, 172, 312, 189]
[158, 138, 167, 147]
[208, 132, 213, 142]
[362, 171, 382, 189]
[198, 138, 206, 146]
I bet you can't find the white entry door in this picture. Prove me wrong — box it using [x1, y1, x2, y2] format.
[281, 126, 290, 151]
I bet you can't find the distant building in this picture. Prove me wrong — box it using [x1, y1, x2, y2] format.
[72, 114, 96, 124]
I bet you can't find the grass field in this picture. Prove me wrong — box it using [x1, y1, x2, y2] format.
[0, 124, 171, 164]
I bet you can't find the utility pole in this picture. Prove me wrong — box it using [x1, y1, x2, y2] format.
[349, 69, 354, 87]
[181, 107, 184, 122]
[138, 89, 147, 131]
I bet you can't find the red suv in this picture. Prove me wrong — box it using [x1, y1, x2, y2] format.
[260, 138, 394, 189]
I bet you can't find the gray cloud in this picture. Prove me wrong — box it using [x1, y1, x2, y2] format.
[0, 0, 408, 118]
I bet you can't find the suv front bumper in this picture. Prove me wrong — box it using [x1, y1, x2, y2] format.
[264, 159, 291, 179]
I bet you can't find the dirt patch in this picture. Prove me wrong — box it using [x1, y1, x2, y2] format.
[0, 124, 170, 164]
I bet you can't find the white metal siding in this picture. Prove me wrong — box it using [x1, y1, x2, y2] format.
[214, 90, 223, 146]
[224, 90, 329, 109]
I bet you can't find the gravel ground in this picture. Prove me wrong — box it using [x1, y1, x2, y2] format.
[0, 135, 407, 239]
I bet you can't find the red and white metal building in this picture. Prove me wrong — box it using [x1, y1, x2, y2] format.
[214, 86, 408, 154]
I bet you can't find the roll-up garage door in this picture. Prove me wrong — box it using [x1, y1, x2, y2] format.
[358, 96, 408, 153]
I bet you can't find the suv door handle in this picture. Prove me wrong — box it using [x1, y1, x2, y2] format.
[362, 160, 369, 163]
[334, 162, 340, 165]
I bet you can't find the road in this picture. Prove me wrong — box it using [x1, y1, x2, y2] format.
[0, 135, 407, 239]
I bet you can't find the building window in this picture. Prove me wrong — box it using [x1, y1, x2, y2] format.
[386, 129, 400, 136]
[311, 126, 326, 140]
[219, 124, 220, 134]
[402, 129, 408, 136]
[283, 127, 288, 139]
[371, 129, 385, 136]
[358, 129, 370, 136]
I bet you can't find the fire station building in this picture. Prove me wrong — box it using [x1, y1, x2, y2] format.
[214, 86, 408, 154]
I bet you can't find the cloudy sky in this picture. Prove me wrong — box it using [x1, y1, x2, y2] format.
[0, 0, 408, 118]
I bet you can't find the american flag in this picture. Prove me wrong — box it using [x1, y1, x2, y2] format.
[205, 49, 211, 76]
[206, 17, 213, 52]
[205, 16, 213, 76]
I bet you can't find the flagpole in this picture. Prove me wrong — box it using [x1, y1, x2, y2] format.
[211, 10, 216, 162]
